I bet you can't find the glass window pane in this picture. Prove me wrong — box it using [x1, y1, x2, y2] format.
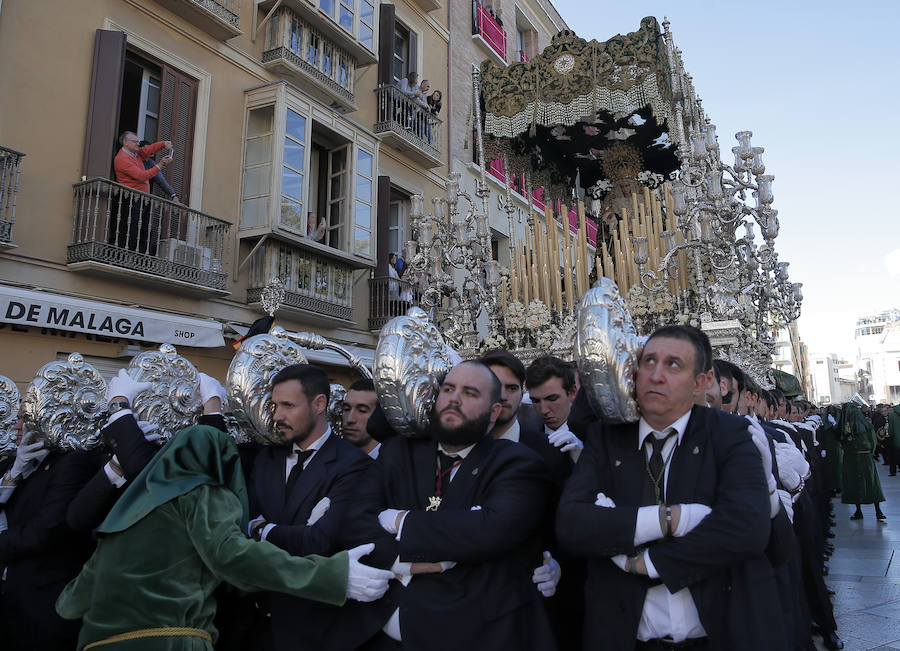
[297, 258, 312, 291]
[354, 227, 370, 256]
[339, 7, 353, 31]
[280, 199, 304, 231]
[355, 200, 371, 229]
[282, 168, 303, 200]
[356, 175, 371, 202]
[361, 1, 373, 23]
[245, 136, 271, 166]
[360, 25, 373, 49]
[242, 166, 270, 197]
[143, 116, 158, 143]
[286, 110, 306, 141]
[330, 175, 343, 198]
[247, 106, 274, 137]
[357, 150, 373, 177]
[320, 0, 335, 16]
[241, 197, 268, 228]
[315, 264, 329, 295]
[284, 138, 305, 171]
[146, 78, 161, 113]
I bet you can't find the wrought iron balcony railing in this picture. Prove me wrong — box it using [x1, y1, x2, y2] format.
[0, 145, 25, 246]
[248, 241, 354, 321]
[151, 0, 241, 39]
[374, 85, 442, 167]
[368, 276, 420, 331]
[68, 178, 230, 292]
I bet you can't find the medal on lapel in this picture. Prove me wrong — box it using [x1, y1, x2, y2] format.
[428, 454, 462, 511]
[426, 496, 442, 511]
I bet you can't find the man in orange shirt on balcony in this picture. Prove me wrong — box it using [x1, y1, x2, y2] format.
[112, 132, 172, 253]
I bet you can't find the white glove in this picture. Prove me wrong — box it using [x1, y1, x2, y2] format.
[777, 489, 794, 523]
[773, 441, 803, 491]
[828, 415, 836, 426]
[673, 503, 712, 536]
[594, 492, 616, 508]
[307, 497, 331, 525]
[548, 428, 584, 454]
[10, 432, 45, 479]
[532, 551, 561, 597]
[107, 369, 152, 405]
[137, 420, 161, 444]
[378, 509, 405, 535]
[746, 416, 773, 479]
[197, 372, 227, 405]
[346, 543, 395, 602]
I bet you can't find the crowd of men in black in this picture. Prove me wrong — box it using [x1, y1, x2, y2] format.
[0, 323, 867, 650]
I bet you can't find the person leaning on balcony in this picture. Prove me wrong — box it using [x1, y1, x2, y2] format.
[112, 132, 173, 253]
[114, 132, 172, 194]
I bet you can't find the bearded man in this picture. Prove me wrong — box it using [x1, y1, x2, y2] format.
[337, 360, 555, 651]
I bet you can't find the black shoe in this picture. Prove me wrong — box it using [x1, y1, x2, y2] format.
[877, 512, 887, 522]
[850, 511, 863, 520]
[890, 473, 897, 476]
[823, 631, 844, 650]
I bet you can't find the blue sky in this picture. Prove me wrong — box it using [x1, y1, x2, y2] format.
[550, 0, 900, 359]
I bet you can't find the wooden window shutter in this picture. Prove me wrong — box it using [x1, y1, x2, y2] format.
[375, 175, 391, 275]
[158, 65, 198, 202]
[377, 4, 395, 86]
[82, 30, 126, 179]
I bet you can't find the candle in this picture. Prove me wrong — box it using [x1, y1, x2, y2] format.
[563, 244, 573, 312]
[547, 206, 563, 312]
[541, 218, 552, 308]
[520, 238, 530, 304]
[510, 251, 519, 304]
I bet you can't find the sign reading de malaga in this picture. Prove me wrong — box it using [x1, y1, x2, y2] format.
[0, 286, 225, 348]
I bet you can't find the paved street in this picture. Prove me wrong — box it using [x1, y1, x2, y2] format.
[825, 461, 900, 649]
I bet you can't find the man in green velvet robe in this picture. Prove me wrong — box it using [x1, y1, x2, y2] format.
[840, 403, 886, 521]
[56, 425, 393, 650]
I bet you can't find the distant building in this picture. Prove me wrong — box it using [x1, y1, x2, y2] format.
[855, 309, 900, 404]
[809, 353, 857, 405]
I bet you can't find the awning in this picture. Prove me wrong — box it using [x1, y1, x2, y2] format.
[0, 286, 225, 348]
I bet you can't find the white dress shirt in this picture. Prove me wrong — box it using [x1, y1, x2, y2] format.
[383, 441, 476, 641]
[496, 419, 521, 443]
[634, 410, 707, 643]
[368, 442, 381, 459]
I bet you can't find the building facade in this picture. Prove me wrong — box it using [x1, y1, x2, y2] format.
[855, 310, 900, 404]
[809, 353, 857, 406]
[0, 0, 451, 387]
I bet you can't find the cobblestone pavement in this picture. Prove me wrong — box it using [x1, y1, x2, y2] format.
[823, 461, 900, 650]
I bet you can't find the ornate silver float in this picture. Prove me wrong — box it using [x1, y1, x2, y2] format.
[0, 374, 21, 455]
[128, 344, 201, 444]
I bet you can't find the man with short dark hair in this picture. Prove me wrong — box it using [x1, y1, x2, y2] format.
[526, 355, 583, 463]
[712, 359, 743, 414]
[249, 363, 372, 651]
[558, 325, 785, 650]
[342, 379, 380, 458]
[339, 360, 555, 651]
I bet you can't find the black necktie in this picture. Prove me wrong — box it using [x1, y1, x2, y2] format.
[642, 429, 676, 506]
[285, 449, 314, 498]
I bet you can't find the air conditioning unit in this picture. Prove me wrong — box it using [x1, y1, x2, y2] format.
[158, 238, 213, 270]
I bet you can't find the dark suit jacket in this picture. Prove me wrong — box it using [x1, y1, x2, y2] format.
[557, 405, 784, 651]
[0, 450, 103, 650]
[250, 434, 371, 651]
[335, 435, 555, 651]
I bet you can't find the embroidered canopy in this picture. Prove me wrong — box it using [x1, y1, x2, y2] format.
[479, 17, 685, 204]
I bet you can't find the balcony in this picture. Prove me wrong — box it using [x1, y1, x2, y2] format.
[368, 276, 420, 331]
[374, 85, 442, 168]
[68, 179, 231, 295]
[472, 2, 507, 65]
[257, 0, 377, 66]
[248, 241, 354, 323]
[410, 0, 441, 11]
[152, 0, 241, 40]
[0, 145, 25, 248]
[262, 7, 357, 113]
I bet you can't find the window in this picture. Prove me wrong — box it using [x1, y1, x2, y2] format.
[339, 0, 355, 33]
[320, 0, 335, 16]
[355, 149, 374, 256]
[388, 189, 408, 257]
[359, 0, 374, 49]
[393, 22, 410, 84]
[281, 109, 307, 233]
[241, 106, 274, 229]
